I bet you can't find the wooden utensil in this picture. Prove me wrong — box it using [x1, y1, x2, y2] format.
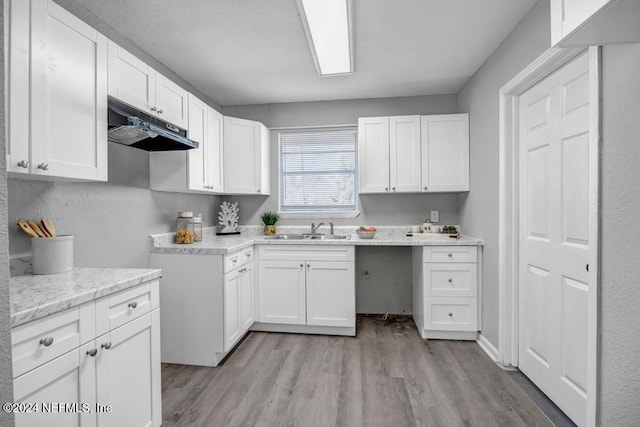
[41, 218, 57, 237]
[27, 220, 46, 237]
[17, 219, 39, 238]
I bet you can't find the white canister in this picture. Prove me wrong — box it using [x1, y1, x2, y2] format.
[431, 225, 441, 233]
[31, 235, 74, 275]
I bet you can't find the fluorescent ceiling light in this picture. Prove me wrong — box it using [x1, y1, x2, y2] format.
[298, 0, 354, 76]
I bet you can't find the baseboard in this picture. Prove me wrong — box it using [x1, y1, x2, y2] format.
[476, 333, 499, 363]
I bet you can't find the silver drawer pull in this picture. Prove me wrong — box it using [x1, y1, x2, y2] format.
[86, 348, 98, 357]
[448, 312, 453, 317]
[101, 342, 112, 350]
[448, 278, 453, 283]
[447, 253, 453, 258]
[39, 336, 54, 347]
[37, 162, 49, 170]
[128, 301, 138, 309]
[231, 259, 237, 265]
[17, 160, 29, 168]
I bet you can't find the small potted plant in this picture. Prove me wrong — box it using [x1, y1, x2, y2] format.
[261, 211, 280, 235]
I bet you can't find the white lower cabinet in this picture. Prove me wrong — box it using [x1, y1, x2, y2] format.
[412, 246, 480, 340]
[149, 247, 255, 366]
[11, 281, 161, 426]
[257, 246, 355, 331]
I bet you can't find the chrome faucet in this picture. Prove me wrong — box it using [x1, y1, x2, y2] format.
[310, 222, 324, 234]
[330, 222, 334, 235]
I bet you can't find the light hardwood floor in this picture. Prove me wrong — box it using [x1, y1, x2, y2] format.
[161, 316, 553, 426]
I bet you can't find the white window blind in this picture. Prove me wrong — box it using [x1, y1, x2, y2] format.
[279, 128, 357, 213]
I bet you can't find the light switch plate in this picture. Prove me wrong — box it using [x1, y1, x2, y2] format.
[430, 210, 439, 223]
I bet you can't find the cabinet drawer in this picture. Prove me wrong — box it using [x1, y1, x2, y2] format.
[96, 282, 154, 335]
[224, 248, 253, 273]
[259, 245, 355, 262]
[423, 246, 477, 263]
[425, 297, 477, 332]
[424, 263, 477, 297]
[11, 304, 93, 378]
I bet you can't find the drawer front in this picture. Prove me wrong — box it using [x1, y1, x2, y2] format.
[425, 263, 477, 297]
[423, 246, 477, 263]
[224, 248, 253, 273]
[105, 283, 152, 332]
[259, 245, 355, 262]
[11, 307, 87, 378]
[425, 297, 478, 332]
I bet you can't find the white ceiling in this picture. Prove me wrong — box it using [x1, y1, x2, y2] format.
[75, 0, 538, 106]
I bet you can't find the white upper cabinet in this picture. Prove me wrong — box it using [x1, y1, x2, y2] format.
[421, 114, 469, 192]
[149, 93, 224, 194]
[358, 115, 421, 194]
[223, 116, 270, 195]
[108, 41, 188, 128]
[7, 0, 108, 181]
[551, 0, 640, 46]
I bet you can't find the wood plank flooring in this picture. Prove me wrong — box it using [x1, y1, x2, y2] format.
[161, 316, 553, 426]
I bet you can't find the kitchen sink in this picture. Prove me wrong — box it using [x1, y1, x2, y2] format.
[265, 233, 350, 240]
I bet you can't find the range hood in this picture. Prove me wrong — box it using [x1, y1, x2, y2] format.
[107, 97, 199, 151]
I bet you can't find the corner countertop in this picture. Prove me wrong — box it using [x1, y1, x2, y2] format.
[150, 226, 484, 256]
[10, 268, 162, 328]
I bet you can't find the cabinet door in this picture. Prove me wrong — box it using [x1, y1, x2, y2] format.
[306, 261, 355, 328]
[107, 40, 155, 113]
[421, 114, 469, 192]
[6, 0, 31, 175]
[187, 94, 207, 191]
[223, 270, 242, 351]
[239, 264, 255, 332]
[155, 72, 188, 128]
[204, 107, 224, 192]
[223, 116, 262, 194]
[389, 115, 421, 192]
[31, 0, 108, 181]
[13, 343, 97, 427]
[259, 260, 306, 325]
[96, 311, 161, 427]
[551, 0, 609, 45]
[358, 117, 390, 193]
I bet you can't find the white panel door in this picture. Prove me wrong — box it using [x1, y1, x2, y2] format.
[13, 343, 96, 427]
[421, 114, 469, 192]
[31, 0, 108, 181]
[107, 40, 155, 113]
[205, 107, 224, 192]
[223, 116, 261, 194]
[239, 264, 255, 332]
[223, 270, 241, 351]
[358, 117, 390, 193]
[390, 115, 422, 192]
[96, 312, 157, 427]
[155, 72, 188, 128]
[306, 261, 355, 327]
[518, 52, 591, 426]
[187, 94, 206, 191]
[259, 260, 306, 325]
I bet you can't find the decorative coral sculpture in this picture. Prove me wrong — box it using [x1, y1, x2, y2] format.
[218, 201, 239, 233]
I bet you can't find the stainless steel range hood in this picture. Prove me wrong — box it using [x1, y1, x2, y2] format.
[107, 97, 199, 151]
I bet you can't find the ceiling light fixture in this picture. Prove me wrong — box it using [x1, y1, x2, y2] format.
[297, 0, 354, 76]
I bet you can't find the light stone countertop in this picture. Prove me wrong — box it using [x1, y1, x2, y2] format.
[150, 226, 484, 255]
[10, 268, 162, 328]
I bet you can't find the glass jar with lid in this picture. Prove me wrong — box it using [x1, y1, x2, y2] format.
[193, 213, 203, 242]
[176, 211, 195, 244]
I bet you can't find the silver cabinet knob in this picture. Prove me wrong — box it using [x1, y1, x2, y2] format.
[157, 108, 164, 114]
[39, 336, 54, 347]
[17, 160, 29, 168]
[448, 312, 453, 317]
[300, 264, 304, 268]
[392, 187, 396, 191]
[101, 342, 112, 350]
[128, 301, 138, 309]
[448, 253, 453, 258]
[150, 106, 157, 112]
[86, 348, 98, 357]
[424, 186, 428, 190]
[307, 264, 310, 268]
[385, 187, 389, 191]
[257, 189, 261, 193]
[37, 163, 49, 170]
[448, 278, 453, 283]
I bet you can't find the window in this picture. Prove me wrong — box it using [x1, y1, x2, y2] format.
[279, 128, 357, 215]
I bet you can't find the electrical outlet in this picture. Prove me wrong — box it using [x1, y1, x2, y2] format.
[430, 210, 439, 223]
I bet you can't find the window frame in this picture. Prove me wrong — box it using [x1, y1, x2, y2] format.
[277, 127, 359, 219]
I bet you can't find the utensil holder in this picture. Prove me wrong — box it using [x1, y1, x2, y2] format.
[31, 235, 74, 274]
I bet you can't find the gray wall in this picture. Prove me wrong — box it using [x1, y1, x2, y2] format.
[0, 0, 16, 424]
[456, 0, 551, 346]
[223, 95, 461, 228]
[599, 43, 640, 426]
[8, 144, 221, 267]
